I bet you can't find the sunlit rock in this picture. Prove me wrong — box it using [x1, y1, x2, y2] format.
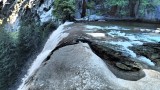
[155, 29, 160, 33]
[22, 42, 160, 90]
[86, 33, 105, 38]
[37, 0, 55, 24]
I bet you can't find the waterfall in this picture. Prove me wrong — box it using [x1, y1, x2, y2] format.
[17, 22, 73, 90]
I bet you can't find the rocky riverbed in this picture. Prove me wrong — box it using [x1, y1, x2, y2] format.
[18, 22, 160, 90]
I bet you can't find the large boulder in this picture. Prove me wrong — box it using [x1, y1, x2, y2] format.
[19, 23, 160, 90]
[130, 43, 160, 66]
[23, 43, 127, 90]
[21, 42, 160, 90]
[88, 42, 145, 81]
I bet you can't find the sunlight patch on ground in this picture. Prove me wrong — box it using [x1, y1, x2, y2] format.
[86, 33, 105, 37]
[7, 0, 25, 24]
[85, 25, 103, 30]
[0, 19, 3, 25]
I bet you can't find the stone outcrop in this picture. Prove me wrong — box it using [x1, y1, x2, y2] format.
[24, 43, 128, 90]
[0, 0, 55, 31]
[23, 42, 160, 90]
[130, 43, 160, 66]
[19, 22, 160, 90]
[88, 42, 145, 81]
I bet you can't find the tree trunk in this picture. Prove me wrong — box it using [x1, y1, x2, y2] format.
[129, 0, 136, 17]
[134, 0, 140, 18]
[81, 0, 86, 18]
[109, 5, 118, 16]
[129, 0, 140, 18]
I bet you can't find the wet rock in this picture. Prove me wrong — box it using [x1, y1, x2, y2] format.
[116, 63, 132, 71]
[87, 41, 145, 80]
[21, 23, 160, 90]
[155, 59, 160, 66]
[24, 42, 160, 90]
[130, 43, 160, 66]
[24, 43, 128, 90]
[151, 54, 159, 60]
[42, 26, 145, 81]
[88, 15, 106, 21]
[155, 29, 160, 33]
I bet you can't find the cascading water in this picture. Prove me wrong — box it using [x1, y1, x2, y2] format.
[85, 24, 160, 66]
[17, 22, 73, 90]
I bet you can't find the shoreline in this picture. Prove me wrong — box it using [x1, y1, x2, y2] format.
[75, 18, 160, 24]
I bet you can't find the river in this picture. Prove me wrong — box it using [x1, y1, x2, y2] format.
[85, 21, 160, 66]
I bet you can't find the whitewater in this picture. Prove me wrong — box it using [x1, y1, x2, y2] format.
[17, 22, 73, 90]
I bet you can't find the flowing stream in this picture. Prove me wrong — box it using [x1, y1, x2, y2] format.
[85, 21, 160, 66]
[17, 22, 73, 90]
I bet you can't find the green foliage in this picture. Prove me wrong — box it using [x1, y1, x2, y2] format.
[42, 22, 57, 40]
[139, 0, 155, 17]
[0, 30, 18, 89]
[105, 0, 128, 7]
[153, 0, 160, 5]
[104, 0, 128, 17]
[9, 31, 19, 42]
[0, 19, 55, 90]
[95, 0, 159, 17]
[53, 0, 75, 22]
[87, 1, 95, 9]
[18, 20, 42, 56]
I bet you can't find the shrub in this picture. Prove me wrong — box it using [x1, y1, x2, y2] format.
[53, 0, 75, 22]
[0, 19, 55, 90]
[0, 30, 18, 89]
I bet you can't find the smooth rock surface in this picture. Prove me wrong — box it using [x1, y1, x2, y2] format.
[24, 43, 127, 90]
[23, 43, 160, 90]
